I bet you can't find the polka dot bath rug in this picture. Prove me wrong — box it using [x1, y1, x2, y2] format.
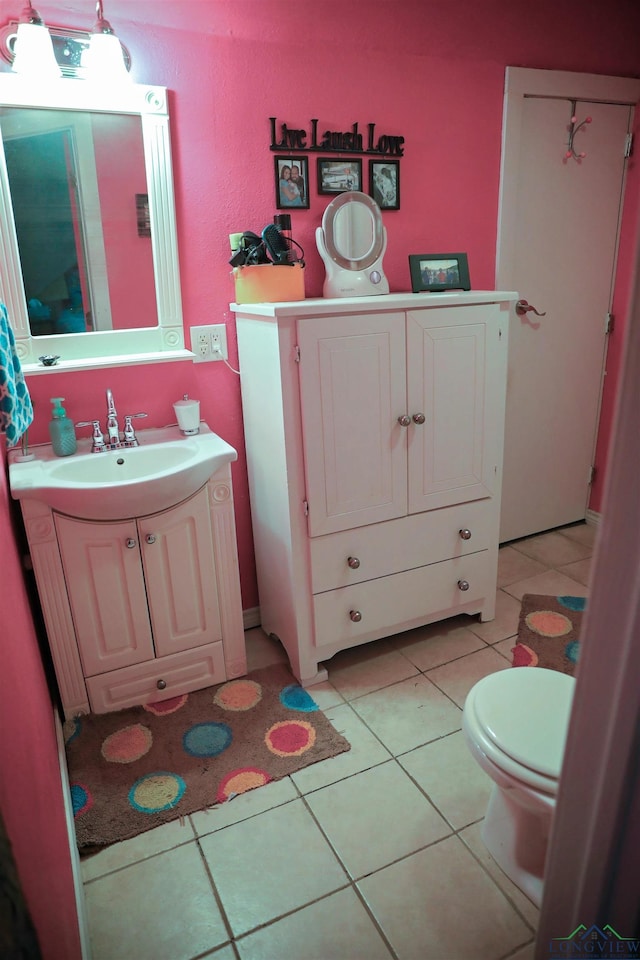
[64, 663, 350, 851]
[511, 594, 585, 676]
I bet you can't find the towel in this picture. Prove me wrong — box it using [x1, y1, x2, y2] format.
[0, 302, 34, 447]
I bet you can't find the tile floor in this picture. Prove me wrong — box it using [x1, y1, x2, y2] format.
[80, 522, 596, 960]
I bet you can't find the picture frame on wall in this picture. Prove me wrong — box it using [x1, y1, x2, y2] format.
[408, 253, 471, 292]
[274, 156, 310, 209]
[369, 159, 400, 210]
[317, 158, 362, 195]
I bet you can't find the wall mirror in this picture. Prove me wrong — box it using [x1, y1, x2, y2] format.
[0, 74, 191, 373]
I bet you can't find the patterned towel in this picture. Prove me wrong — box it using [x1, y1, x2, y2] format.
[0, 302, 33, 447]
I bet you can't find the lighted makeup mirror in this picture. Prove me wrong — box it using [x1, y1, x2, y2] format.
[0, 74, 191, 373]
[316, 191, 389, 298]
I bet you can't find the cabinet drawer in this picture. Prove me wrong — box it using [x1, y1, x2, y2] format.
[86, 641, 227, 714]
[313, 550, 492, 649]
[309, 499, 492, 593]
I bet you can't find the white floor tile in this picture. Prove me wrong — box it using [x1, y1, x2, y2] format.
[244, 627, 288, 671]
[327, 638, 420, 699]
[510, 530, 592, 567]
[80, 817, 195, 881]
[497, 546, 547, 587]
[552, 521, 598, 548]
[391, 619, 486, 671]
[399, 730, 492, 829]
[426, 646, 509, 709]
[190, 776, 299, 837]
[198, 799, 347, 937]
[501, 569, 589, 602]
[235, 887, 393, 960]
[358, 835, 531, 960]
[350, 674, 462, 755]
[290, 702, 391, 794]
[305, 760, 451, 878]
[557, 557, 592, 586]
[85, 842, 229, 960]
[467, 588, 523, 644]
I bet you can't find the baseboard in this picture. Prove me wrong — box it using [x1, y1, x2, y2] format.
[243, 606, 261, 630]
[54, 709, 91, 959]
[586, 509, 601, 526]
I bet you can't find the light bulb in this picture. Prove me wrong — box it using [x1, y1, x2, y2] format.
[11, 3, 61, 80]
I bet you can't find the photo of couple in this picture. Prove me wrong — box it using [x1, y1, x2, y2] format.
[275, 157, 309, 209]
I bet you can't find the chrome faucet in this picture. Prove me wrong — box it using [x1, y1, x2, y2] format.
[105, 388, 120, 447]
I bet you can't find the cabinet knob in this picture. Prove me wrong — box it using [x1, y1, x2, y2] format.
[457, 579, 470, 591]
[146, 534, 156, 544]
[412, 412, 426, 424]
[125, 538, 137, 549]
[397, 414, 411, 427]
[349, 610, 362, 622]
[347, 556, 360, 569]
[156, 679, 167, 690]
[459, 528, 472, 541]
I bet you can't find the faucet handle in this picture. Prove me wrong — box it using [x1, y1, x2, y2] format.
[122, 413, 148, 447]
[76, 420, 106, 453]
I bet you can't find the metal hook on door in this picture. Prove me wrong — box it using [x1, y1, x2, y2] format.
[516, 299, 547, 318]
[566, 100, 592, 161]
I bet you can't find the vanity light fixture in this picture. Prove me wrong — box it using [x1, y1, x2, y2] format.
[10, 1, 61, 80]
[0, 0, 131, 80]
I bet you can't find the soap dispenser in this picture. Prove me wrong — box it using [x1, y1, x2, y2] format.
[49, 398, 77, 457]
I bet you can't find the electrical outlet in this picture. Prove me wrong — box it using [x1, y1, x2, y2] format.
[191, 324, 228, 363]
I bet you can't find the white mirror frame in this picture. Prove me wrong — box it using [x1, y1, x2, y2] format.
[0, 74, 192, 373]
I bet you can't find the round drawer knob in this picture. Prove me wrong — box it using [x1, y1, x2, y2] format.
[459, 528, 472, 541]
[412, 412, 426, 424]
[457, 579, 470, 591]
[349, 610, 362, 623]
[146, 534, 156, 544]
[397, 414, 411, 427]
[347, 556, 360, 569]
[125, 538, 136, 549]
[156, 679, 167, 690]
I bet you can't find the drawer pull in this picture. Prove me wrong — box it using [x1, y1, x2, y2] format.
[457, 579, 470, 591]
[347, 556, 361, 569]
[156, 679, 167, 690]
[412, 412, 426, 424]
[349, 610, 363, 623]
[397, 414, 411, 427]
[125, 538, 137, 549]
[459, 528, 472, 541]
[146, 534, 157, 544]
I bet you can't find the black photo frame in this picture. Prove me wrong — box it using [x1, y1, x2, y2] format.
[408, 253, 471, 292]
[317, 158, 363, 195]
[369, 159, 400, 210]
[274, 156, 310, 210]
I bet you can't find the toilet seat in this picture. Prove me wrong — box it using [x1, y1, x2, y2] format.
[465, 668, 575, 794]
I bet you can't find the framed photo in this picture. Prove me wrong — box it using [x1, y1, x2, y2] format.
[274, 156, 310, 209]
[369, 159, 400, 210]
[317, 158, 362, 195]
[408, 253, 471, 292]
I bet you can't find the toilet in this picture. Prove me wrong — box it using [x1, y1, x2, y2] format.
[462, 667, 576, 906]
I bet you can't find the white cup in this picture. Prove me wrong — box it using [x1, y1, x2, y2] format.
[173, 398, 200, 435]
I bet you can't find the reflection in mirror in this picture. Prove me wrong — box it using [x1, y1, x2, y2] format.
[2, 107, 157, 336]
[0, 76, 190, 372]
[316, 191, 389, 298]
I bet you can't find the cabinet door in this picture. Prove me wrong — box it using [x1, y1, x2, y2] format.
[55, 515, 154, 676]
[298, 312, 407, 536]
[407, 306, 497, 513]
[138, 485, 223, 657]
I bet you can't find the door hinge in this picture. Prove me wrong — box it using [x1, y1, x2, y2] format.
[294, 345, 301, 363]
[303, 499, 309, 516]
[588, 464, 597, 485]
[624, 132, 633, 158]
[605, 312, 615, 334]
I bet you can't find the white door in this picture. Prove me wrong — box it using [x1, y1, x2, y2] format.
[497, 68, 640, 543]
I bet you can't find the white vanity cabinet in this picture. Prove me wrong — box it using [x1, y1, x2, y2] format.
[234, 292, 515, 685]
[19, 468, 246, 718]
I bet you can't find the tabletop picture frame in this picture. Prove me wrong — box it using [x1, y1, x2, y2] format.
[408, 253, 471, 292]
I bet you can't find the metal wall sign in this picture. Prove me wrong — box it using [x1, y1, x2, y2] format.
[269, 118, 405, 157]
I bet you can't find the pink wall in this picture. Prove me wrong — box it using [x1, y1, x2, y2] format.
[0, 443, 82, 958]
[2, 1, 640, 946]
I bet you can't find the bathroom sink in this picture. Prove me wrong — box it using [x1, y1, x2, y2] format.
[8, 424, 237, 520]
